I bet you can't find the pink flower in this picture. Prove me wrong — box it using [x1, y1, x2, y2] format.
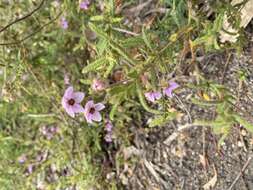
[84, 100, 105, 123]
[91, 79, 106, 91]
[144, 91, 162, 102]
[105, 119, 113, 132]
[163, 81, 179, 98]
[61, 86, 85, 117]
[80, 0, 90, 10]
[40, 126, 59, 140]
[60, 17, 68, 29]
[104, 119, 113, 142]
[18, 154, 27, 164]
[104, 133, 112, 142]
[27, 164, 33, 174]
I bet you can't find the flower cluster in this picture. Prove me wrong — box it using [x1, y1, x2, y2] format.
[80, 0, 90, 10]
[60, 17, 68, 29]
[40, 126, 59, 140]
[145, 81, 179, 103]
[104, 119, 113, 143]
[62, 86, 105, 123]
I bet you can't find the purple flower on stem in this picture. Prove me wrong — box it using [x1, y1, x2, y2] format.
[80, 0, 90, 10]
[104, 119, 113, 142]
[18, 154, 27, 164]
[104, 133, 112, 142]
[105, 119, 113, 132]
[92, 79, 106, 92]
[27, 164, 33, 174]
[60, 17, 68, 29]
[145, 91, 162, 102]
[84, 100, 105, 123]
[61, 86, 85, 118]
[40, 126, 59, 140]
[163, 81, 179, 98]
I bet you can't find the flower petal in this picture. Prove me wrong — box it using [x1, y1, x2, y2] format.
[94, 103, 105, 111]
[145, 92, 155, 102]
[73, 92, 85, 103]
[169, 81, 179, 90]
[104, 133, 112, 142]
[61, 97, 68, 109]
[64, 86, 73, 99]
[91, 111, 102, 122]
[72, 104, 85, 113]
[153, 92, 162, 100]
[65, 105, 75, 118]
[85, 113, 93, 123]
[105, 120, 113, 132]
[163, 88, 173, 98]
[84, 100, 94, 113]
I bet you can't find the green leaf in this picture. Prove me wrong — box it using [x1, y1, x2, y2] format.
[97, 38, 109, 55]
[88, 22, 108, 40]
[234, 115, 253, 133]
[104, 58, 116, 78]
[142, 27, 153, 51]
[149, 115, 166, 127]
[82, 58, 107, 73]
[90, 15, 104, 21]
[149, 112, 176, 127]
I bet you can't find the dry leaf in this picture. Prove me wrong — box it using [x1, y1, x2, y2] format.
[203, 165, 217, 190]
[220, 0, 253, 42]
[199, 154, 208, 169]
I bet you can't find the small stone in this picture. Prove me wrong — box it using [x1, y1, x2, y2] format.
[241, 129, 247, 136]
[237, 141, 244, 147]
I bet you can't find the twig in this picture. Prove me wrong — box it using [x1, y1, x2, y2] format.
[0, 11, 62, 46]
[221, 52, 231, 84]
[0, 0, 45, 33]
[112, 27, 139, 36]
[174, 94, 192, 123]
[163, 121, 209, 145]
[144, 8, 170, 16]
[227, 156, 253, 190]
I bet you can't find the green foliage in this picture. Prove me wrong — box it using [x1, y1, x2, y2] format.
[0, 0, 251, 189]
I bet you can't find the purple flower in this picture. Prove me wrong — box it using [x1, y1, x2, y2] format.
[104, 119, 113, 142]
[163, 81, 179, 98]
[144, 91, 162, 102]
[91, 79, 106, 91]
[80, 0, 90, 10]
[27, 164, 33, 174]
[60, 17, 68, 29]
[61, 86, 85, 118]
[84, 100, 105, 123]
[40, 126, 59, 140]
[105, 119, 113, 132]
[104, 133, 112, 142]
[18, 154, 27, 164]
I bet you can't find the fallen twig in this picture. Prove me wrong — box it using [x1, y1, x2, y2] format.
[112, 27, 139, 36]
[0, 11, 62, 46]
[227, 155, 253, 190]
[0, 0, 45, 33]
[164, 122, 209, 145]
